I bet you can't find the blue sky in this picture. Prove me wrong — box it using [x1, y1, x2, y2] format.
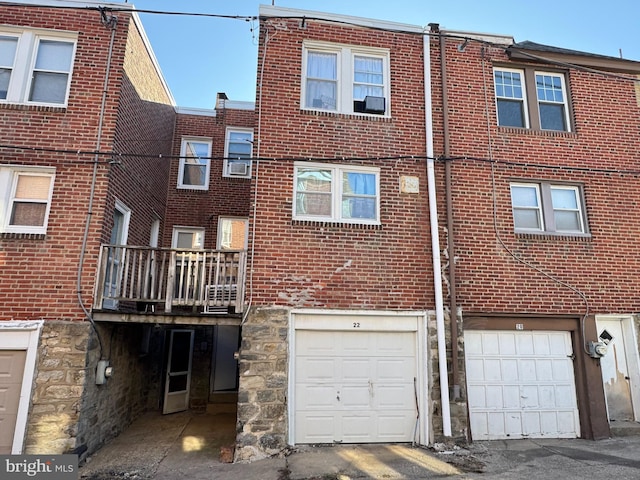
[129, 0, 640, 109]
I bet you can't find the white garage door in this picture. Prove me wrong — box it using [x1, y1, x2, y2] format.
[465, 330, 580, 440]
[295, 329, 417, 444]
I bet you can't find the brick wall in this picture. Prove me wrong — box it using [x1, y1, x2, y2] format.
[163, 108, 254, 248]
[249, 18, 434, 310]
[434, 37, 640, 315]
[0, 5, 126, 320]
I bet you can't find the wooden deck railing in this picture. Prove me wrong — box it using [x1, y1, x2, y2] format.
[94, 245, 246, 314]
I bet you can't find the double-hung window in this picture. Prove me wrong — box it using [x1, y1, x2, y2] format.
[494, 67, 571, 132]
[510, 182, 587, 234]
[0, 165, 55, 235]
[223, 128, 253, 178]
[0, 28, 77, 106]
[302, 41, 389, 116]
[293, 162, 380, 224]
[178, 137, 212, 190]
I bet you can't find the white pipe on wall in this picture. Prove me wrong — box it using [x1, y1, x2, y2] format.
[423, 29, 452, 438]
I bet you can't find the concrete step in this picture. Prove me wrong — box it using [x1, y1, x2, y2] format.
[610, 421, 640, 437]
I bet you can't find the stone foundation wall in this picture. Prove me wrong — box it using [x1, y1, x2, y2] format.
[428, 310, 468, 443]
[24, 321, 162, 459]
[24, 321, 91, 454]
[235, 307, 289, 462]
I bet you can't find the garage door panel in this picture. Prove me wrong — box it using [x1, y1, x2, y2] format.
[484, 359, 501, 381]
[485, 385, 504, 408]
[296, 385, 337, 409]
[296, 357, 338, 382]
[468, 385, 487, 408]
[466, 330, 579, 440]
[295, 413, 336, 443]
[0, 386, 21, 413]
[297, 331, 339, 354]
[377, 414, 416, 439]
[536, 359, 553, 380]
[342, 359, 372, 381]
[341, 386, 370, 408]
[533, 334, 551, 355]
[375, 384, 415, 409]
[466, 358, 484, 380]
[377, 358, 414, 381]
[516, 334, 534, 354]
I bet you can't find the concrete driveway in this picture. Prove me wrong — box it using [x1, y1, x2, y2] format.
[79, 407, 640, 479]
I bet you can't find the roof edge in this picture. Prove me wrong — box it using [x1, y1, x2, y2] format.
[259, 4, 425, 34]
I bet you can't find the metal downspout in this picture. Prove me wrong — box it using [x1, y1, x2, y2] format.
[424, 28, 452, 437]
[77, 13, 118, 359]
[439, 33, 461, 401]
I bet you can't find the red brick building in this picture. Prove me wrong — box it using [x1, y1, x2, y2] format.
[235, 5, 640, 460]
[0, 0, 256, 459]
[4, 0, 640, 466]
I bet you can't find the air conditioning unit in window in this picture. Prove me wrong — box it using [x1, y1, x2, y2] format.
[228, 161, 249, 177]
[364, 95, 385, 114]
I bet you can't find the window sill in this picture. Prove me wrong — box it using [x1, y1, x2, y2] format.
[292, 219, 382, 230]
[0, 232, 46, 240]
[497, 126, 577, 138]
[300, 108, 392, 122]
[515, 231, 591, 241]
[0, 102, 66, 113]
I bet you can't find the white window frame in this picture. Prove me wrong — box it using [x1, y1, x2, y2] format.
[494, 67, 571, 132]
[301, 41, 390, 117]
[293, 162, 380, 225]
[0, 165, 55, 235]
[171, 226, 205, 250]
[223, 127, 253, 179]
[178, 137, 212, 190]
[535, 71, 571, 132]
[217, 217, 248, 250]
[510, 181, 587, 235]
[494, 67, 530, 129]
[0, 27, 77, 107]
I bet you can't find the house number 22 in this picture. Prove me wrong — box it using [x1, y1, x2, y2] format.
[353, 322, 361, 328]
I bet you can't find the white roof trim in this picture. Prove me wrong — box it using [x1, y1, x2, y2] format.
[259, 5, 425, 34]
[175, 106, 217, 117]
[441, 29, 514, 46]
[218, 100, 255, 111]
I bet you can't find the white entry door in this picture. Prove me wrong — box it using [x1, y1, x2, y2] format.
[0, 351, 26, 454]
[596, 317, 640, 422]
[465, 330, 580, 440]
[294, 329, 418, 444]
[163, 330, 194, 414]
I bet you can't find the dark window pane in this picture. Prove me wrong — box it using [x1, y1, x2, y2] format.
[10, 202, 46, 226]
[497, 99, 525, 127]
[540, 103, 567, 131]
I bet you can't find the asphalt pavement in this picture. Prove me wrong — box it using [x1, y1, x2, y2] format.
[78, 408, 640, 479]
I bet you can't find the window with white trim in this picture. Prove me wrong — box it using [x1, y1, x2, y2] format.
[494, 67, 571, 132]
[223, 128, 253, 178]
[293, 162, 380, 224]
[178, 137, 212, 190]
[217, 217, 248, 250]
[0, 28, 77, 106]
[302, 41, 390, 116]
[172, 226, 204, 250]
[0, 165, 55, 234]
[510, 182, 587, 234]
